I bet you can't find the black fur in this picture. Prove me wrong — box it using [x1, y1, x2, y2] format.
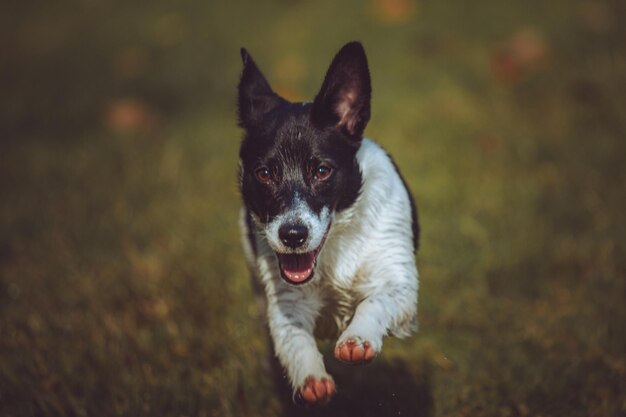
[238, 42, 371, 224]
[238, 48, 287, 129]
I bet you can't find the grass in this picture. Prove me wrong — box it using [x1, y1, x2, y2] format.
[1, 0, 625, 416]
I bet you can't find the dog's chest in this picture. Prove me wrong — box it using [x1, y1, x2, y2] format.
[313, 280, 360, 339]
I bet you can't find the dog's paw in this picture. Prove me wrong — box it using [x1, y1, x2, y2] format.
[334, 336, 378, 365]
[294, 376, 336, 407]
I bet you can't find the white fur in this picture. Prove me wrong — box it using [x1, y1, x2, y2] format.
[241, 139, 419, 392]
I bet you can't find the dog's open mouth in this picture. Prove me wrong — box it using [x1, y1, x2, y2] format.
[276, 251, 318, 285]
[274, 222, 331, 285]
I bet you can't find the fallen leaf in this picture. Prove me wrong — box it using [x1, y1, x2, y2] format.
[491, 29, 549, 84]
[371, 0, 418, 23]
[104, 97, 159, 134]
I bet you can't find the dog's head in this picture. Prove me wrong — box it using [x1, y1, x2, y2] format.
[237, 42, 371, 285]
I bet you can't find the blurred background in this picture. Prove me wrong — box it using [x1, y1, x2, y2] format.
[1, 0, 625, 416]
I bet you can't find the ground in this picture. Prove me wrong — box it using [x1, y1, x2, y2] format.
[1, 0, 625, 416]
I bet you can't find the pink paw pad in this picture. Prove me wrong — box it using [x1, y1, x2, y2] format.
[295, 376, 336, 407]
[334, 337, 377, 364]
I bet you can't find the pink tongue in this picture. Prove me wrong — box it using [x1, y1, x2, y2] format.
[278, 252, 315, 283]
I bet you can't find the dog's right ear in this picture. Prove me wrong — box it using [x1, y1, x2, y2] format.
[311, 42, 371, 140]
[238, 48, 285, 129]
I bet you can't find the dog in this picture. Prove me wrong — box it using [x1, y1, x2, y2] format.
[237, 41, 419, 406]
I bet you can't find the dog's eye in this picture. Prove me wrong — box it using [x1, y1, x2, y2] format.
[314, 165, 333, 181]
[255, 167, 271, 183]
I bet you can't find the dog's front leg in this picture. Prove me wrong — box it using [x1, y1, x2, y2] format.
[335, 270, 418, 365]
[267, 289, 335, 406]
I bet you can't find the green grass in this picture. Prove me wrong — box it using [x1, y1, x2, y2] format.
[1, 0, 625, 416]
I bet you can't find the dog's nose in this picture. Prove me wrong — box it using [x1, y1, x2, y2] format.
[279, 224, 309, 248]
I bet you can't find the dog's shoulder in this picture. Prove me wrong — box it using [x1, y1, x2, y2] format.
[355, 139, 419, 251]
[356, 139, 409, 196]
[355, 139, 393, 176]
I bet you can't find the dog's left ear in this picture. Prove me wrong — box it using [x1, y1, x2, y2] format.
[311, 42, 371, 140]
[238, 48, 286, 129]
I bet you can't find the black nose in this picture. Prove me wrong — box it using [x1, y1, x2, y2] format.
[279, 224, 308, 248]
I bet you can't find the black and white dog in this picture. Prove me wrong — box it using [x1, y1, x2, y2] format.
[237, 42, 419, 406]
